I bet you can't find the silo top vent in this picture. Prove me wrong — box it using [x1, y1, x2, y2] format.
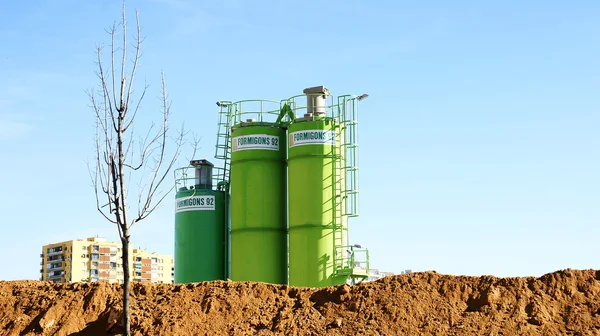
[190, 159, 214, 167]
[303, 85, 330, 117]
[303, 86, 330, 96]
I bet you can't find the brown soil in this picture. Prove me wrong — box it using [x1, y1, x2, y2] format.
[2, 269, 600, 335]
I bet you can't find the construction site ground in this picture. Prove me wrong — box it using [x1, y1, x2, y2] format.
[2, 269, 600, 335]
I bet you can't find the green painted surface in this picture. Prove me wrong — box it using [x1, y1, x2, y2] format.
[174, 189, 227, 283]
[288, 117, 347, 287]
[230, 124, 287, 284]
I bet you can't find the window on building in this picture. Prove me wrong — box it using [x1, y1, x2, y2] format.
[91, 254, 99, 260]
[135, 257, 142, 262]
[151, 258, 157, 263]
[135, 272, 141, 277]
[110, 262, 117, 269]
[92, 246, 99, 252]
[82, 246, 87, 251]
[47, 262, 62, 269]
[90, 269, 98, 276]
[92, 262, 98, 268]
[47, 246, 63, 254]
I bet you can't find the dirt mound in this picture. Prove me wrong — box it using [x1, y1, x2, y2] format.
[2, 269, 600, 335]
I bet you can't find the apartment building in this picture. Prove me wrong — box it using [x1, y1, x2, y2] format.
[132, 248, 174, 284]
[40, 237, 174, 284]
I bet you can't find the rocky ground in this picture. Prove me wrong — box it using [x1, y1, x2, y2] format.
[1, 269, 600, 335]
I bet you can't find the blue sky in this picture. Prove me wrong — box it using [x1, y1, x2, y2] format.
[0, 0, 598, 280]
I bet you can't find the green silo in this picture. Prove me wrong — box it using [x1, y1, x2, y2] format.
[287, 86, 349, 287]
[174, 160, 228, 283]
[229, 122, 287, 284]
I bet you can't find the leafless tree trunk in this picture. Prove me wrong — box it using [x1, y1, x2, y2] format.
[88, 6, 183, 335]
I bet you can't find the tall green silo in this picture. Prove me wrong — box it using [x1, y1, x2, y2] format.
[174, 160, 228, 283]
[229, 120, 287, 284]
[287, 86, 350, 287]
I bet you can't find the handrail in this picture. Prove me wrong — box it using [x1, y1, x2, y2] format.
[229, 99, 282, 125]
[174, 166, 228, 191]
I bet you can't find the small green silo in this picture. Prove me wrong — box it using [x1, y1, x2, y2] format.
[229, 119, 287, 284]
[287, 86, 350, 287]
[174, 160, 228, 283]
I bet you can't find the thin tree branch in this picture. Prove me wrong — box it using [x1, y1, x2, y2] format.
[97, 46, 118, 134]
[111, 24, 118, 113]
[184, 133, 202, 163]
[123, 82, 147, 132]
[119, 4, 127, 116]
[124, 9, 142, 119]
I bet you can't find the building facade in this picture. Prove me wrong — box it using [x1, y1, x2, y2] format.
[365, 268, 396, 282]
[132, 248, 174, 284]
[40, 237, 174, 284]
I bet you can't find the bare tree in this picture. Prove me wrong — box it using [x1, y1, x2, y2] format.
[88, 6, 183, 335]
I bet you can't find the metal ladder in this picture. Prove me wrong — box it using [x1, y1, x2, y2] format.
[214, 102, 234, 280]
[340, 96, 359, 217]
[331, 96, 358, 277]
[332, 96, 364, 280]
[214, 101, 233, 182]
[332, 118, 347, 276]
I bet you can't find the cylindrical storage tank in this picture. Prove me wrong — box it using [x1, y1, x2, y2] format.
[229, 123, 287, 284]
[174, 161, 227, 283]
[288, 117, 347, 287]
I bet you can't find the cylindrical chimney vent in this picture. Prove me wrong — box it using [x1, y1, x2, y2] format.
[190, 159, 214, 190]
[303, 85, 330, 117]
